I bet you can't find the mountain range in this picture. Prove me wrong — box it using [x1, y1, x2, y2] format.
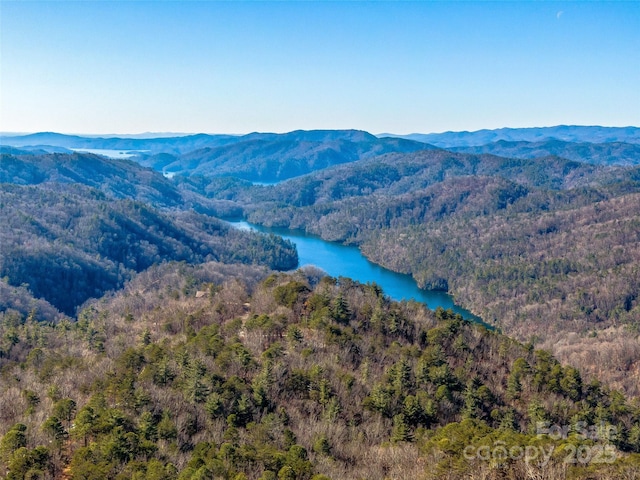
[3, 126, 640, 185]
[449, 139, 640, 166]
[1, 126, 640, 478]
[382, 125, 640, 147]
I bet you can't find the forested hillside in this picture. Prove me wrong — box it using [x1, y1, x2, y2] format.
[0, 152, 298, 319]
[0, 152, 210, 211]
[193, 149, 640, 396]
[193, 149, 626, 211]
[1, 264, 639, 479]
[450, 140, 640, 166]
[387, 126, 640, 148]
[140, 131, 431, 182]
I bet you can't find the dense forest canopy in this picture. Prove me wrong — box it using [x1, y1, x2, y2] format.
[449, 140, 640, 166]
[1, 264, 640, 479]
[0, 154, 297, 318]
[168, 141, 640, 397]
[386, 125, 640, 148]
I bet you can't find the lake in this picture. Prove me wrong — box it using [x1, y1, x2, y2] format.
[229, 220, 483, 322]
[70, 148, 146, 159]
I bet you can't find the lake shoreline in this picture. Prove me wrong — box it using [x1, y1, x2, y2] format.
[227, 218, 488, 325]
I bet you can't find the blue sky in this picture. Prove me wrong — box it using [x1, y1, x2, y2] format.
[1, 1, 638, 135]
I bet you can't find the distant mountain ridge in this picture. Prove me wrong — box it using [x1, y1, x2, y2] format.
[150, 134, 433, 182]
[0, 129, 396, 155]
[1, 130, 436, 181]
[381, 125, 640, 147]
[0, 132, 241, 155]
[3, 126, 639, 182]
[5, 126, 639, 153]
[449, 139, 640, 166]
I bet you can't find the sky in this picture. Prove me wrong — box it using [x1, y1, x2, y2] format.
[1, 1, 638, 135]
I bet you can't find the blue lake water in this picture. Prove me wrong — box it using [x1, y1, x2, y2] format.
[251, 181, 280, 186]
[70, 148, 145, 159]
[230, 220, 483, 322]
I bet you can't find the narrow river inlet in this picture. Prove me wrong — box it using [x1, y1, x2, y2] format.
[229, 220, 483, 323]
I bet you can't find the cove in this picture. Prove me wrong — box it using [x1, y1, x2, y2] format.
[229, 220, 483, 323]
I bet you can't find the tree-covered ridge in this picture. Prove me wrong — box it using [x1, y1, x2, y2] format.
[1, 263, 639, 479]
[361, 191, 640, 388]
[0, 282, 63, 324]
[0, 152, 226, 213]
[189, 149, 640, 396]
[4, 126, 639, 155]
[0, 132, 240, 155]
[190, 148, 632, 211]
[386, 125, 640, 148]
[205, 149, 640, 244]
[0, 183, 296, 317]
[2, 130, 391, 154]
[1, 130, 433, 183]
[450, 139, 640, 166]
[143, 135, 431, 182]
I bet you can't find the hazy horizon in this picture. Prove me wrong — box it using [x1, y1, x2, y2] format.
[2, 124, 639, 141]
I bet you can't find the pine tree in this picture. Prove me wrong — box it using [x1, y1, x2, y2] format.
[391, 414, 412, 442]
[332, 294, 350, 324]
